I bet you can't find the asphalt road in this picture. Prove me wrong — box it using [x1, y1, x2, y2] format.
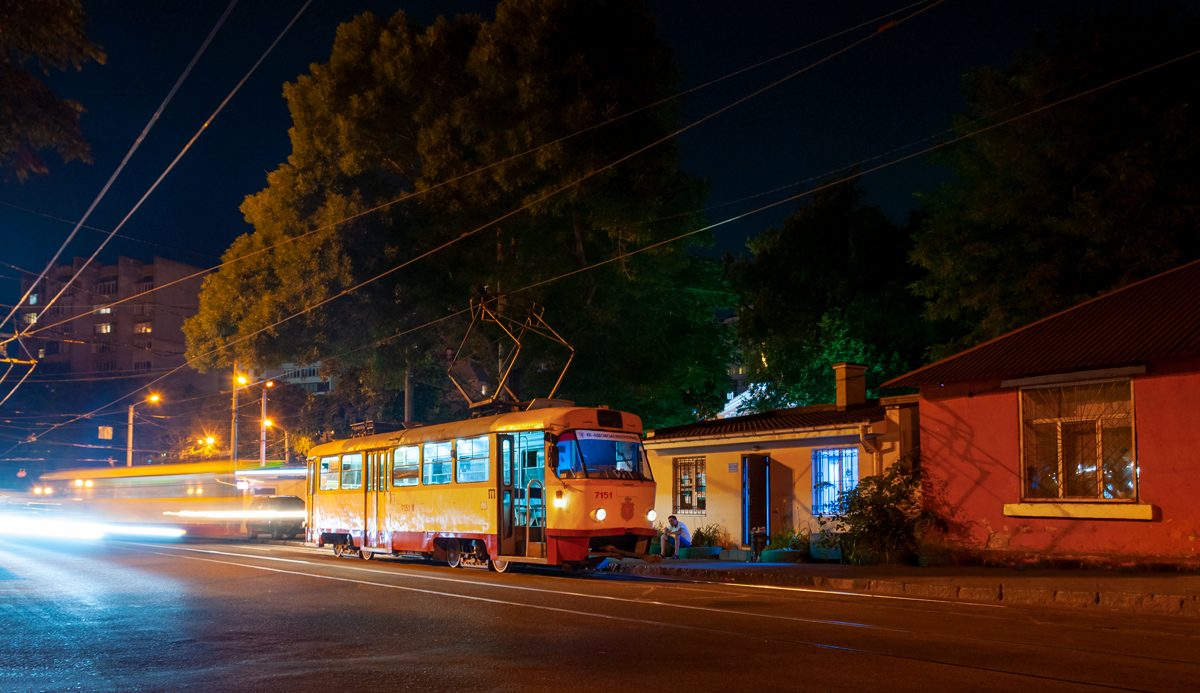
[2, 538, 1198, 692]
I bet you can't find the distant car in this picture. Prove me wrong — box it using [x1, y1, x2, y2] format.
[246, 495, 305, 540]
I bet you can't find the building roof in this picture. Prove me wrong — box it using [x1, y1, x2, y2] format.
[647, 403, 886, 441]
[884, 259, 1200, 389]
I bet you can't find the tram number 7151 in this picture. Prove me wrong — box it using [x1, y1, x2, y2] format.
[594, 491, 613, 500]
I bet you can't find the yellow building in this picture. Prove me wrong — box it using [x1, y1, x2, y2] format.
[643, 363, 919, 546]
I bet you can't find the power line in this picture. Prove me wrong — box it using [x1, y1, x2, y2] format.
[0, 200, 220, 259]
[20, 0, 935, 342]
[0, 0, 238, 341]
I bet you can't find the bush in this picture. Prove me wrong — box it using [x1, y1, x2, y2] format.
[768, 526, 810, 553]
[816, 450, 945, 564]
[690, 523, 730, 548]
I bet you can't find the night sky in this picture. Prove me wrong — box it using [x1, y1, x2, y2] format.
[2, 0, 1192, 280]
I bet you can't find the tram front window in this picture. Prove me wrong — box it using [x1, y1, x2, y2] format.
[555, 430, 651, 481]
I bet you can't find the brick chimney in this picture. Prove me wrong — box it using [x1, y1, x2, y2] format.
[831, 362, 867, 410]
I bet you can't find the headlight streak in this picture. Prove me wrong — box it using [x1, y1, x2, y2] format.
[162, 509, 305, 519]
[0, 513, 186, 540]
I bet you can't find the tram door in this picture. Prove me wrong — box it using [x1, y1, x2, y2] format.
[365, 452, 379, 548]
[497, 435, 517, 556]
[518, 434, 546, 558]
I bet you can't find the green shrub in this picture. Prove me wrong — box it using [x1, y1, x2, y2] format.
[768, 526, 810, 553]
[816, 450, 945, 564]
[689, 523, 730, 548]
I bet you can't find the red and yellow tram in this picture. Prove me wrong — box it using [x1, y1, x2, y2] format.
[306, 404, 656, 571]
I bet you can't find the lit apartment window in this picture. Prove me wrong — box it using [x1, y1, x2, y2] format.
[29, 293, 38, 305]
[133, 322, 152, 334]
[96, 305, 113, 315]
[812, 447, 859, 515]
[38, 348, 45, 359]
[672, 457, 706, 515]
[22, 312, 37, 325]
[1021, 381, 1135, 501]
[94, 323, 113, 334]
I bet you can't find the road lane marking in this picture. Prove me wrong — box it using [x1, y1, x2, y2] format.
[119, 545, 1159, 691]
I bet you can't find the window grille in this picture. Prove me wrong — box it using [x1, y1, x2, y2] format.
[812, 447, 859, 515]
[92, 342, 115, 354]
[1021, 381, 1135, 500]
[94, 360, 117, 372]
[94, 279, 117, 295]
[133, 361, 152, 372]
[672, 457, 706, 515]
[136, 278, 153, 293]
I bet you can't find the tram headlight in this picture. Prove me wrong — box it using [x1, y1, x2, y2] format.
[646, 509, 657, 522]
[591, 508, 606, 522]
[84, 480, 93, 488]
[74, 479, 84, 487]
[43, 487, 53, 495]
[33, 487, 43, 495]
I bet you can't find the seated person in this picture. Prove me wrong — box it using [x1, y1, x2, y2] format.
[660, 515, 691, 558]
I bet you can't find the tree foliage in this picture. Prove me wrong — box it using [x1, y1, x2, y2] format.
[0, 0, 105, 180]
[726, 176, 928, 410]
[184, 0, 732, 430]
[912, 6, 1200, 357]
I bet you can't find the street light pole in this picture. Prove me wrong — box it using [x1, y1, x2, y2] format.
[231, 362, 239, 465]
[260, 386, 267, 467]
[126, 404, 134, 467]
[126, 394, 160, 467]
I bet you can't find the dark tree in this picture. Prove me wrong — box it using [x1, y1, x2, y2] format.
[185, 0, 732, 430]
[0, 0, 105, 180]
[727, 176, 928, 410]
[912, 5, 1200, 357]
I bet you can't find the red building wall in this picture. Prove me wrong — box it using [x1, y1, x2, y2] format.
[920, 370, 1200, 559]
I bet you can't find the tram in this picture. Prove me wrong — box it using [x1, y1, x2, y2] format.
[29, 461, 307, 538]
[306, 403, 656, 571]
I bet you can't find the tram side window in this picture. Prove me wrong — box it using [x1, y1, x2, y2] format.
[319, 456, 340, 490]
[393, 446, 420, 487]
[423, 442, 452, 485]
[456, 436, 490, 483]
[341, 453, 364, 490]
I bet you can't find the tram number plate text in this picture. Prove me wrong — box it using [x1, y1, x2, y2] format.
[594, 491, 613, 499]
[397, 503, 415, 513]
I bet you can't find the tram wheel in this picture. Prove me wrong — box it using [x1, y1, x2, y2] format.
[446, 538, 462, 568]
[360, 548, 375, 561]
[487, 558, 511, 573]
[333, 543, 344, 557]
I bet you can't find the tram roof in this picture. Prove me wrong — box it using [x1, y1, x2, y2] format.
[308, 406, 643, 458]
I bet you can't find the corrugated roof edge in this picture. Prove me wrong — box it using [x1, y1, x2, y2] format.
[881, 258, 1200, 389]
[647, 402, 887, 441]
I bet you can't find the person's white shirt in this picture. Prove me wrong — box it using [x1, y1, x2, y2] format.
[664, 519, 690, 544]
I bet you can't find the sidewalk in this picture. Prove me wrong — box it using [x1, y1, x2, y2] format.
[609, 559, 1200, 617]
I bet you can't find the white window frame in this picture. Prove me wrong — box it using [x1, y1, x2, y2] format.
[812, 447, 859, 516]
[672, 456, 705, 516]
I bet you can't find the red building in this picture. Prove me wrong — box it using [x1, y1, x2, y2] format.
[885, 261, 1200, 560]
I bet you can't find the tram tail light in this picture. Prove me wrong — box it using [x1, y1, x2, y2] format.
[591, 508, 606, 522]
[553, 490, 565, 509]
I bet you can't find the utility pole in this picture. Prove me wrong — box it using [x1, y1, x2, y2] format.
[126, 404, 134, 467]
[404, 359, 413, 423]
[231, 361, 238, 465]
[260, 385, 267, 467]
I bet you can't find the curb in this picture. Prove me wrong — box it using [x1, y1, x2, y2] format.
[610, 563, 1200, 618]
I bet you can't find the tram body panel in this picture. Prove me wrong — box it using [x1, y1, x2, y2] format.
[308, 406, 655, 566]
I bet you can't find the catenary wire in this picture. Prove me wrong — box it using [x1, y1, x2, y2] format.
[21, 0, 936, 342]
[0, 0, 238, 340]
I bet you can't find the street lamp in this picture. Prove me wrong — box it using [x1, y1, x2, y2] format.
[127, 393, 162, 467]
[260, 380, 274, 467]
[264, 419, 290, 465]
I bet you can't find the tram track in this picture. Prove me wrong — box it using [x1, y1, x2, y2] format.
[111, 541, 1197, 691]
